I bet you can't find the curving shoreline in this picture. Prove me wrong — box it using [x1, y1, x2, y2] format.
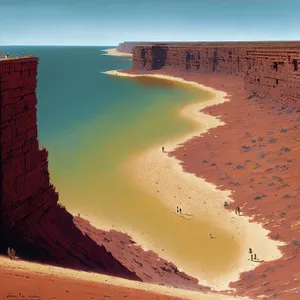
[103, 70, 283, 291]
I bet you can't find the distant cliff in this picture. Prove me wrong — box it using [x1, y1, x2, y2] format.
[117, 42, 140, 53]
[131, 41, 300, 107]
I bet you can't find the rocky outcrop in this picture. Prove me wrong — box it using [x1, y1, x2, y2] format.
[131, 42, 300, 108]
[0, 57, 58, 236]
[0, 57, 139, 281]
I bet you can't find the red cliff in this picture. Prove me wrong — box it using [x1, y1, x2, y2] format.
[0, 57, 140, 280]
[132, 42, 300, 108]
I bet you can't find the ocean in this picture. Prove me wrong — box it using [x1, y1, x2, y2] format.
[1, 46, 240, 281]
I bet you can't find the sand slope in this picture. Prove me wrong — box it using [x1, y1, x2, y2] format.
[0, 256, 247, 300]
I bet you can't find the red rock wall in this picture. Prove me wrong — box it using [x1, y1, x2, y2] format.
[0, 57, 142, 282]
[132, 42, 300, 107]
[0, 57, 58, 234]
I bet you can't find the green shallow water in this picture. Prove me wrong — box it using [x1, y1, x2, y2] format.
[1, 46, 241, 280]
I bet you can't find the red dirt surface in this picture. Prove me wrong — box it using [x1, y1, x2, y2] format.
[0, 266, 185, 300]
[122, 69, 300, 300]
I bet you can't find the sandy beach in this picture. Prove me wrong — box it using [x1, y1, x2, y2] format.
[0, 256, 247, 300]
[102, 48, 133, 57]
[103, 70, 284, 292]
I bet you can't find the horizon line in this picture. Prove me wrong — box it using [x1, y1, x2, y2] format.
[2, 40, 300, 47]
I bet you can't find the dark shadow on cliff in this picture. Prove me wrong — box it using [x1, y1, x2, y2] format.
[0, 204, 141, 282]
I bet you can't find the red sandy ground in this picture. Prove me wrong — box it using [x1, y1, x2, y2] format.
[122, 69, 300, 300]
[0, 265, 184, 300]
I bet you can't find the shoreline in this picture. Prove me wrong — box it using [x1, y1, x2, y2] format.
[103, 70, 283, 291]
[102, 48, 133, 58]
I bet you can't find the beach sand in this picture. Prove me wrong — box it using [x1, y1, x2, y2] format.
[0, 256, 247, 300]
[102, 48, 133, 57]
[104, 70, 284, 292]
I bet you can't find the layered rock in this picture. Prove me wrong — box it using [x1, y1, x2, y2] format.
[131, 42, 300, 107]
[0, 57, 139, 280]
[0, 57, 58, 237]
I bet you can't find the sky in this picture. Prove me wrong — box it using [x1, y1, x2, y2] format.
[0, 0, 299, 46]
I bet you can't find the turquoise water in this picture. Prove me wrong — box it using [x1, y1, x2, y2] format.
[1, 46, 240, 279]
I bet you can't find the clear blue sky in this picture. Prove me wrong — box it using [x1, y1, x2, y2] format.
[1, 0, 299, 45]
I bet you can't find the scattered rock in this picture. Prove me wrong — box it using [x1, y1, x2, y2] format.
[282, 194, 291, 199]
[268, 138, 277, 144]
[280, 212, 286, 218]
[258, 151, 265, 158]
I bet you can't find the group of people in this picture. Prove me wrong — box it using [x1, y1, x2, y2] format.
[176, 206, 182, 214]
[224, 201, 242, 216]
[7, 248, 16, 260]
[249, 248, 258, 261]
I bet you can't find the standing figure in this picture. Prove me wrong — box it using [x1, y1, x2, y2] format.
[235, 206, 241, 215]
[162, 146, 165, 153]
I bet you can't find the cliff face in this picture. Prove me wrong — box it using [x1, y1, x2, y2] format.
[132, 42, 300, 107]
[0, 57, 140, 281]
[0, 57, 58, 236]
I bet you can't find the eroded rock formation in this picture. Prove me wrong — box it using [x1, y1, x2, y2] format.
[0, 57, 139, 280]
[132, 42, 300, 107]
